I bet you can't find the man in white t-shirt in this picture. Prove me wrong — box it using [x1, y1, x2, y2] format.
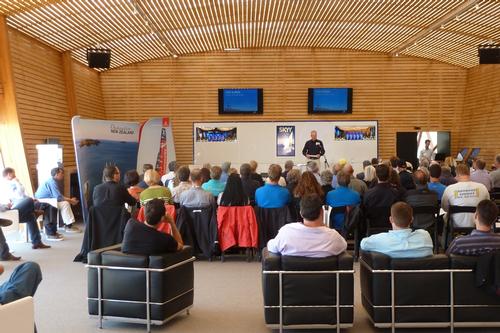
[441, 164, 490, 228]
[267, 193, 347, 258]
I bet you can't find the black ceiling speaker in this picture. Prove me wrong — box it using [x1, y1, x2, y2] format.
[478, 45, 500, 64]
[86, 48, 111, 69]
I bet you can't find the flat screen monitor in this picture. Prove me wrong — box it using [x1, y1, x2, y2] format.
[218, 88, 263, 114]
[308, 88, 353, 114]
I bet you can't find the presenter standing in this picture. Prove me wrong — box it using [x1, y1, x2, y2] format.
[302, 130, 326, 170]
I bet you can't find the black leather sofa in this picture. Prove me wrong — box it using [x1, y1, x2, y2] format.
[360, 251, 500, 332]
[87, 244, 195, 332]
[261, 248, 354, 333]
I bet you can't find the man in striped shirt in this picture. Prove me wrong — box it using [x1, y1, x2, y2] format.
[446, 200, 500, 256]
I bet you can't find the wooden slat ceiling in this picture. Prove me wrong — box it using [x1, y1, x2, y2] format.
[1, 0, 499, 69]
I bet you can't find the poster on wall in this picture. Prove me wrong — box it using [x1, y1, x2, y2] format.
[334, 125, 376, 141]
[195, 127, 237, 142]
[276, 125, 295, 156]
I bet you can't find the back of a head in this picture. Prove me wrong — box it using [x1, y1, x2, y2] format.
[144, 198, 166, 226]
[320, 170, 333, 185]
[389, 169, 401, 187]
[144, 169, 160, 186]
[300, 193, 323, 221]
[413, 169, 428, 186]
[143, 163, 154, 173]
[190, 168, 202, 183]
[476, 200, 499, 227]
[337, 170, 351, 187]
[221, 161, 231, 172]
[456, 163, 470, 177]
[124, 169, 139, 187]
[286, 169, 301, 185]
[220, 173, 248, 206]
[240, 163, 251, 178]
[307, 161, 319, 173]
[397, 159, 407, 169]
[103, 166, 118, 182]
[441, 166, 452, 177]
[475, 159, 486, 170]
[2, 167, 14, 178]
[375, 164, 390, 182]
[390, 156, 399, 168]
[364, 165, 376, 182]
[284, 160, 294, 171]
[268, 164, 282, 182]
[429, 164, 442, 179]
[391, 202, 413, 228]
[371, 157, 379, 166]
[343, 163, 354, 175]
[199, 167, 211, 184]
[249, 160, 258, 172]
[210, 166, 222, 180]
[177, 166, 190, 182]
[363, 160, 371, 169]
[294, 171, 322, 197]
[168, 161, 178, 172]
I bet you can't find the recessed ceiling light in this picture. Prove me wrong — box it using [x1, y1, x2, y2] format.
[224, 47, 240, 52]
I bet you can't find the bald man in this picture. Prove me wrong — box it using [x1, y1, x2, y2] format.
[302, 130, 325, 170]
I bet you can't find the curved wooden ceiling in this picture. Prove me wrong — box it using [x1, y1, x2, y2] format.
[1, 0, 499, 69]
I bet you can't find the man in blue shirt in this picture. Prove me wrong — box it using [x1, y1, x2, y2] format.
[35, 167, 80, 240]
[255, 164, 290, 208]
[428, 164, 446, 201]
[201, 166, 226, 197]
[360, 202, 433, 258]
[325, 171, 361, 230]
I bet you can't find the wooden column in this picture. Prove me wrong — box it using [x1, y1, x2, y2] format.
[62, 51, 78, 117]
[0, 15, 33, 195]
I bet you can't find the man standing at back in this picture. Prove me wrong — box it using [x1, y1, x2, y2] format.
[267, 194, 347, 257]
[360, 202, 433, 258]
[441, 164, 490, 228]
[255, 164, 290, 208]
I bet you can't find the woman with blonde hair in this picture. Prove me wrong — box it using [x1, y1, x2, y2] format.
[363, 165, 377, 188]
[443, 156, 457, 176]
[139, 169, 173, 205]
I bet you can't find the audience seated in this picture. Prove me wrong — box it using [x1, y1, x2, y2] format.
[446, 200, 500, 256]
[441, 164, 490, 228]
[218, 174, 249, 206]
[239, 163, 260, 206]
[93, 166, 136, 207]
[470, 159, 493, 191]
[202, 166, 226, 197]
[255, 164, 290, 208]
[320, 170, 333, 200]
[389, 168, 406, 197]
[139, 169, 173, 205]
[307, 161, 322, 184]
[1, 168, 49, 251]
[161, 161, 178, 189]
[356, 160, 371, 180]
[0, 213, 21, 260]
[122, 199, 183, 255]
[220, 161, 231, 183]
[123, 169, 143, 201]
[325, 171, 361, 230]
[179, 168, 214, 208]
[398, 159, 416, 190]
[360, 202, 433, 258]
[428, 164, 446, 201]
[404, 170, 439, 228]
[344, 163, 367, 196]
[267, 194, 347, 257]
[249, 160, 265, 187]
[199, 167, 211, 185]
[137, 163, 154, 189]
[440, 166, 457, 186]
[363, 164, 377, 188]
[35, 167, 80, 239]
[292, 171, 323, 218]
[389, 156, 399, 171]
[0, 262, 42, 305]
[171, 166, 192, 204]
[330, 162, 342, 188]
[363, 164, 402, 213]
[281, 160, 294, 180]
[490, 154, 500, 189]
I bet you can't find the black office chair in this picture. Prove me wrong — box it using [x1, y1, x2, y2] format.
[364, 206, 391, 236]
[444, 205, 476, 250]
[411, 205, 439, 253]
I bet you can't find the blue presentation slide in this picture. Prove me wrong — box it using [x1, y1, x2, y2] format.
[313, 88, 348, 112]
[223, 89, 258, 112]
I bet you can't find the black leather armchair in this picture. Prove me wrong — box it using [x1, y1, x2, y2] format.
[87, 244, 195, 332]
[360, 251, 500, 332]
[261, 248, 354, 333]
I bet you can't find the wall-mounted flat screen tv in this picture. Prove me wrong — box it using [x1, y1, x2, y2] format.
[218, 88, 263, 114]
[308, 88, 353, 114]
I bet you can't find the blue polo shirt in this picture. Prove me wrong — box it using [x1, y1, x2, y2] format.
[428, 181, 446, 201]
[325, 186, 361, 229]
[255, 183, 290, 208]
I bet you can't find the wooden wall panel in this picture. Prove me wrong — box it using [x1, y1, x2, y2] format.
[72, 61, 106, 119]
[460, 65, 500, 166]
[101, 48, 467, 167]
